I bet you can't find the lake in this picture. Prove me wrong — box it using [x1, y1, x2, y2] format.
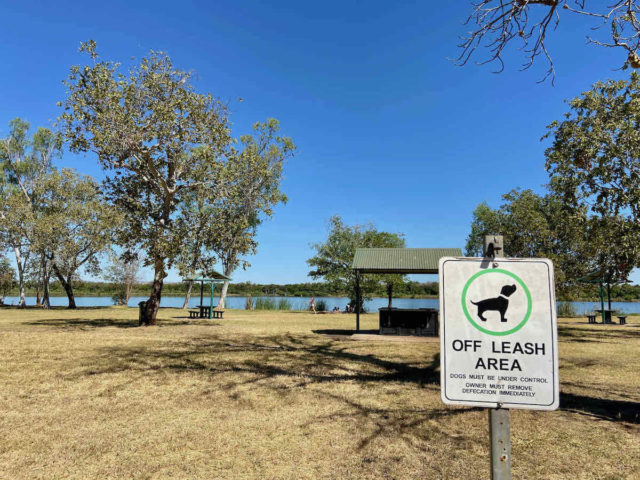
[2, 295, 639, 315]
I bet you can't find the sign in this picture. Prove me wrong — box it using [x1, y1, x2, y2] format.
[439, 257, 559, 410]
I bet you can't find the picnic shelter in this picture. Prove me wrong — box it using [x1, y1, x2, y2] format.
[351, 247, 462, 335]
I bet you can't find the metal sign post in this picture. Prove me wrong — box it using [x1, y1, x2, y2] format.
[439, 235, 559, 480]
[486, 236, 510, 480]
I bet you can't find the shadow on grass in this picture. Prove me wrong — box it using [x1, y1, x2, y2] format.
[312, 329, 379, 337]
[558, 326, 640, 343]
[26, 317, 221, 329]
[68, 332, 639, 427]
[561, 392, 640, 424]
[68, 333, 480, 447]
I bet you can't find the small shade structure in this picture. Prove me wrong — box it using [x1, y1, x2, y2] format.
[188, 271, 232, 319]
[351, 247, 462, 331]
[577, 269, 627, 323]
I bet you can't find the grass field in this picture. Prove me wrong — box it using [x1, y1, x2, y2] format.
[0, 307, 638, 480]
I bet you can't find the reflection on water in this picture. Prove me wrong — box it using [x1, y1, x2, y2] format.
[2, 295, 639, 315]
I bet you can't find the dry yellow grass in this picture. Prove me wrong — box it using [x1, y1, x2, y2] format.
[0, 306, 638, 479]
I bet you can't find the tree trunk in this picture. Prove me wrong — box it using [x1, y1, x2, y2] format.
[182, 280, 193, 309]
[218, 263, 234, 309]
[125, 280, 133, 306]
[52, 263, 76, 309]
[14, 247, 26, 308]
[41, 256, 51, 309]
[36, 286, 41, 306]
[142, 257, 166, 326]
[42, 276, 50, 309]
[218, 280, 230, 309]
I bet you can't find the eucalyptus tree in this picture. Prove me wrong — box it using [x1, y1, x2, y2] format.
[174, 191, 218, 309]
[545, 72, 640, 282]
[307, 216, 406, 310]
[465, 189, 596, 296]
[37, 169, 121, 308]
[213, 119, 295, 308]
[0, 256, 16, 305]
[60, 41, 232, 324]
[0, 118, 62, 307]
[105, 251, 142, 306]
[457, 1, 640, 82]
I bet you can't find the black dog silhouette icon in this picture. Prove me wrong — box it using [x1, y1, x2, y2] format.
[470, 284, 517, 323]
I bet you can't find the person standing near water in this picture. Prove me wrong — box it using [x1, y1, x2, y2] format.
[309, 296, 316, 314]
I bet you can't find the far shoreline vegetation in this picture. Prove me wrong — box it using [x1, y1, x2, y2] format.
[6, 279, 640, 303]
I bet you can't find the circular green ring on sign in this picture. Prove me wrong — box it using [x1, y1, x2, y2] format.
[461, 268, 532, 336]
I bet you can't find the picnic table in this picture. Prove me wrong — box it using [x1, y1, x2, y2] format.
[189, 305, 224, 319]
[594, 309, 615, 324]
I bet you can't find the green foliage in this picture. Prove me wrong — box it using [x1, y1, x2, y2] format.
[212, 119, 295, 307]
[39, 169, 121, 308]
[0, 256, 16, 303]
[254, 297, 277, 310]
[315, 299, 327, 312]
[557, 302, 577, 317]
[545, 72, 640, 283]
[0, 118, 63, 307]
[465, 189, 594, 296]
[104, 252, 141, 306]
[245, 294, 253, 310]
[277, 298, 292, 310]
[59, 41, 238, 323]
[307, 216, 406, 309]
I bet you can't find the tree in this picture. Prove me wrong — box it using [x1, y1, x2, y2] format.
[104, 251, 141, 306]
[465, 189, 592, 296]
[0, 118, 62, 307]
[465, 201, 504, 256]
[60, 41, 233, 325]
[457, 1, 640, 82]
[307, 216, 406, 310]
[38, 169, 121, 308]
[0, 256, 16, 305]
[545, 72, 640, 282]
[174, 192, 218, 309]
[213, 119, 295, 308]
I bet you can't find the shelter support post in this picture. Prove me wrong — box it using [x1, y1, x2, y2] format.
[200, 281, 204, 309]
[484, 235, 511, 480]
[600, 282, 605, 324]
[356, 270, 361, 332]
[210, 282, 214, 319]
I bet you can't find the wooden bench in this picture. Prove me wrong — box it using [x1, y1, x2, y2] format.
[211, 310, 224, 319]
[587, 314, 596, 324]
[189, 310, 199, 319]
[617, 315, 627, 325]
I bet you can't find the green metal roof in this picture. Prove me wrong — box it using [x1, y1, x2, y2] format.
[189, 270, 232, 282]
[352, 248, 462, 274]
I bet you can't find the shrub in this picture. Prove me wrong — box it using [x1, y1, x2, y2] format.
[316, 299, 327, 312]
[557, 301, 577, 317]
[254, 297, 277, 310]
[245, 294, 253, 310]
[277, 299, 292, 310]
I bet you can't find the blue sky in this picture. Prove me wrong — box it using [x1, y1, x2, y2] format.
[1, 1, 637, 284]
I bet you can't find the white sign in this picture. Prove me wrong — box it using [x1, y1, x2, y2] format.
[439, 258, 559, 410]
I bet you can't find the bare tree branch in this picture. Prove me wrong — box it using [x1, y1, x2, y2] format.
[456, 1, 640, 82]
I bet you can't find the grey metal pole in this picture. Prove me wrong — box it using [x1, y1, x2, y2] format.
[484, 235, 511, 480]
[490, 408, 511, 480]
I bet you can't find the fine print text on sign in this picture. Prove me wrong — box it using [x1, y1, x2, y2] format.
[439, 258, 559, 410]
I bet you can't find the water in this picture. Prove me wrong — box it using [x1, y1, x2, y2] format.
[2, 295, 639, 315]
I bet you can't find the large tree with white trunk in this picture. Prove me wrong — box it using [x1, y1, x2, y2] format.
[60, 41, 231, 324]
